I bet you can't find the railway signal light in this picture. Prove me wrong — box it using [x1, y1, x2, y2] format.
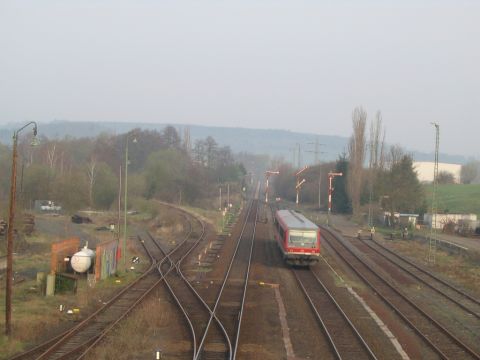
[264, 170, 279, 203]
[294, 166, 309, 205]
[327, 172, 343, 225]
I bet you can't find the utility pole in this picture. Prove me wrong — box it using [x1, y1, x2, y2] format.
[123, 133, 137, 270]
[297, 143, 301, 168]
[427, 123, 440, 264]
[5, 122, 38, 337]
[289, 144, 302, 168]
[367, 142, 374, 228]
[117, 165, 122, 242]
[227, 183, 230, 208]
[307, 138, 325, 209]
[219, 187, 222, 210]
[327, 172, 343, 226]
[290, 147, 296, 167]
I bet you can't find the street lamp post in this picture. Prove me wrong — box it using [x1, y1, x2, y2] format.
[123, 133, 137, 270]
[5, 121, 38, 336]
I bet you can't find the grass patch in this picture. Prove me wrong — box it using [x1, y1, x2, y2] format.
[380, 239, 480, 296]
[0, 267, 147, 359]
[181, 205, 223, 232]
[85, 295, 182, 360]
[424, 183, 480, 216]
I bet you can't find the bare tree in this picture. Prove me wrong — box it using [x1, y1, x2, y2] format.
[86, 157, 97, 208]
[347, 106, 367, 216]
[369, 111, 386, 170]
[461, 161, 480, 184]
[386, 145, 405, 167]
[437, 171, 455, 184]
[46, 143, 57, 170]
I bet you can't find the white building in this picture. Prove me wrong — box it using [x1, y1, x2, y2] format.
[413, 162, 462, 183]
[424, 213, 477, 229]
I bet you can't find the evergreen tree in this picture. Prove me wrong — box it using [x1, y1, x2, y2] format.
[378, 154, 425, 225]
[332, 155, 352, 213]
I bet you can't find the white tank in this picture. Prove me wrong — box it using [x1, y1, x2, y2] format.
[71, 246, 95, 273]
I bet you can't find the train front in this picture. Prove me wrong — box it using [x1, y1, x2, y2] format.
[285, 227, 320, 266]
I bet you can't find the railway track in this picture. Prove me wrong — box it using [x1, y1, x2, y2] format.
[360, 237, 480, 320]
[152, 211, 231, 360]
[194, 198, 258, 360]
[10, 205, 199, 360]
[76, 208, 208, 359]
[11, 232, 165, 360]
[293, 268, 377, 360]
[321, 225, 480, 360]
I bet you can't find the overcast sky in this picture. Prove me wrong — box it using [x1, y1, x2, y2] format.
[1, 1, 478, 157]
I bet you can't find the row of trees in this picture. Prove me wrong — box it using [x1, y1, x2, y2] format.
[0, 126, 246, 214]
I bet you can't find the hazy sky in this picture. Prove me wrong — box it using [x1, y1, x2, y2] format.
[1, 1, 479, 157]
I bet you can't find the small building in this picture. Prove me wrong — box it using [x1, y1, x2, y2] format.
[424, 213, 477, 229]
[382, 212, 419, 227]
[34, 200, 62, 213]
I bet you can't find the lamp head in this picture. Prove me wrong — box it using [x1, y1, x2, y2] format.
[132, 137, 138, 144]
[30, 136, 40, 147]
[31, 125, 39, 146]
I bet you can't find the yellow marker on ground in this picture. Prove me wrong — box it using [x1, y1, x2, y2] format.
[258, 281, 279, 288]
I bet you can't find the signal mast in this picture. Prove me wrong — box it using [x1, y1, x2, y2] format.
[265, 170, 279, 203]
[327, 172, 343, 225]
[295, 166, 309, 205]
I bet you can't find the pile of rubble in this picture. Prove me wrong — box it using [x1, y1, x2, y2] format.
[0, 219, 6, 236]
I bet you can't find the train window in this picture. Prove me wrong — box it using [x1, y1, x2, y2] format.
[288, 230, 317, 248]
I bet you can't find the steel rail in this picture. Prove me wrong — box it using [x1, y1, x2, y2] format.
[171, 214, 231, 360]
[9, 233, 160, 360]
[364, 237, 480, 316]
[232, 199, 258, 359]
[14, 203, 196, 360]
[293, 268, 377, 360]
[321, 226, 480, 360]
[152, 214, 230, 360]
[76, 210, 204, 359]
[36, 231, 175, 360]
[195, 198, 257, 360]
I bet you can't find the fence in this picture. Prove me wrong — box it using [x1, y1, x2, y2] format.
[95, 239, 119, 280]
[51, 237, 80, 273]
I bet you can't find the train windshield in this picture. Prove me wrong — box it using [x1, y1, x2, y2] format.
[288, 230, 317, 248]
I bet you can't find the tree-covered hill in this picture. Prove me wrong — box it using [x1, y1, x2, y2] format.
[0, 121, 468, 165]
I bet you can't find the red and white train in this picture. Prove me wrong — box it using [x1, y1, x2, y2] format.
[273, 209, 320, 266]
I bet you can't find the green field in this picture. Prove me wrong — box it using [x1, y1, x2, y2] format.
[424, 184, 480, 216]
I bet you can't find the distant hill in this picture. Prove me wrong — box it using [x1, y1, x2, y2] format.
[0, 120, 468, 165]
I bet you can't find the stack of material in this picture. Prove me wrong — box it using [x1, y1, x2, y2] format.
[23, 213, 35, 235]
[0, 220, 6, 236]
